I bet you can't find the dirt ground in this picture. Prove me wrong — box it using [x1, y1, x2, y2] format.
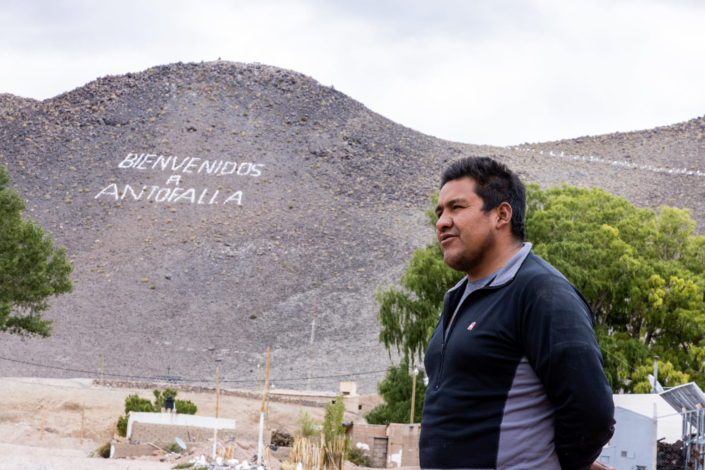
[0, 377, 363, 469]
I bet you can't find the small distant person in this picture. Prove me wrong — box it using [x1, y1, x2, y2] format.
[419, 157, 615, 470]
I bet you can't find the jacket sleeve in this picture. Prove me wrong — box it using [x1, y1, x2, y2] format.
[521, 274, 615, 470]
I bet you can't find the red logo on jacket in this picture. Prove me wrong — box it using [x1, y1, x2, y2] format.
[468, 322, 476, 330]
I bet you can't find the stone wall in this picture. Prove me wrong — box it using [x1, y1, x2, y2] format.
[131, 422, 234, 444]
[96, 380, 327, 408]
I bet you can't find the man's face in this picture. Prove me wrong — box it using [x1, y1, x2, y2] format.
[435, 177, 495, 273]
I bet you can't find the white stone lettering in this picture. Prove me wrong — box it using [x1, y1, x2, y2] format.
[197, 189, 209, 204]
[198, 160, 219, 174]
[173, 188, 196, 203]
[153, 155, 172, 170]
[168, 187, 185, 202]
[183, 158, 200, 173]
[171, 157, 187, 172]
[118, 153, 140, 168]
[249, 164, 264, 177]
[146, 186, 159, 200]
[166, 175, 181, 185]
[137, 154, 157, 170]
[237, 162, 251, 175]
[155, 188, 171, 202]
[221, 161, 237, 175]
[117, 153, 267, 179]
[223, 191, 242, 205]
[209, 190, 220, 205]
[95, 184, 119, 200]
[121, 185, 145, 200]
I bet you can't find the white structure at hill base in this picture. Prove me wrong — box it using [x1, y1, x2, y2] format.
[613, 393, 682, 443]
[126, 411, 236, 439]
[598, 407, 654, 470]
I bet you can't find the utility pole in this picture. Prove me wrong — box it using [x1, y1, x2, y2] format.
[307, 294, 318, 391]
[216, 366, 220, 418]
[652, 356, 659, 393]
[257, 348, 271, 466]
[410, 367, 419, 424]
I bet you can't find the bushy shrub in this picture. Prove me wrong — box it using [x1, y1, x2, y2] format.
[125, 394, 156, 414]
[117, 415, 128, 437]
[175, 399, 198, 415]
[347, 446, 371, 467]
[116, 389, 198, 437]
[295, 410, 320, 439]
[96, 441, 111, 458]
[166, 441, 182, 453]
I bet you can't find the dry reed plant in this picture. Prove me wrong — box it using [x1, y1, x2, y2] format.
[323, 435, 347, 470]
[291, 436, 348, 470]
[291, 437, 321, 470]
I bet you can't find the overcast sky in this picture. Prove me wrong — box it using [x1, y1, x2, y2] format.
[1, 0, 704, 146]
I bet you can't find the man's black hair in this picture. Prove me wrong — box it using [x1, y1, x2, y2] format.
[440, 156, 526, 241]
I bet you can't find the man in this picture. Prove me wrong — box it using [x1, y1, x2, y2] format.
[419, 157, 615, 470]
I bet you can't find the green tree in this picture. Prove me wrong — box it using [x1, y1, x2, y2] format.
[322, 394, 346, 444]
[0, 165, 73, 337]
[366, 360, 426, 425]
[376, 185, 705, 393]
[631, 359, 689, 393]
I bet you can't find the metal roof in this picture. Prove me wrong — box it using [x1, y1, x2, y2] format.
[660, 382, 705, 413]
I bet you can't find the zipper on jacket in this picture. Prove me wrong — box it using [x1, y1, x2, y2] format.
[434, 284, 504, 391]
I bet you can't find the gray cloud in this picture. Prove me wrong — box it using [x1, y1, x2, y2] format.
[1, 0, 704, 146]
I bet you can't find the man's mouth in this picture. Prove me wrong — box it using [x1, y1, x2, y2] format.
[439, 233, 458, 245]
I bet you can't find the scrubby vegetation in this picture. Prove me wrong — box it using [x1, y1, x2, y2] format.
[116, 387, 198, 437]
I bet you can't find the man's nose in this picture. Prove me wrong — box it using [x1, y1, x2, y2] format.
[436, 212, 452, 231]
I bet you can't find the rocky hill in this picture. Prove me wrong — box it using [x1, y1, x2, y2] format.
[0, 61, 703, 393]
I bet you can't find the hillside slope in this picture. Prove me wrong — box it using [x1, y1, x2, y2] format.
[0, 61, 703, 392]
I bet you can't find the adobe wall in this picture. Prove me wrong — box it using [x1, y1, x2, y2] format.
[111, 443, 156, 458]
[130, 422, 271, 445]
[346, 424, 388, 468]
[386, 424, 420, 468]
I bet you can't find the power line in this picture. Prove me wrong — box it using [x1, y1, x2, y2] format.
[0, 354, 387, 385]
[599, 346, 638, 373]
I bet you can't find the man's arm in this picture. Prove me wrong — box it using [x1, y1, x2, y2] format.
[522, 275, 615, 470]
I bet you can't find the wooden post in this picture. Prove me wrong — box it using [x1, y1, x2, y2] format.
[40, 417, 44, 440]
[320, 432, 326, 470]
[81, 402, 85, 445]
[266, 382, 271, 432]
[410, 368, 418, 424]
[257, 347, 271, 466]
[216, 366, 220, 419]
[307, 294, 318, 391]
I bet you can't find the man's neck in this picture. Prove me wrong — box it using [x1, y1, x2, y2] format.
[466, 241, 523, 282]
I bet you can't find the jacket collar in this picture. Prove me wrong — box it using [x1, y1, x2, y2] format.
[447, 242, 533, 293]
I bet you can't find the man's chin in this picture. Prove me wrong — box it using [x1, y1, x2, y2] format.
[442, 252, 465, 272]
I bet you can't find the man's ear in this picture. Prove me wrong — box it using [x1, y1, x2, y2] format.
[495, 202, 513, 230]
